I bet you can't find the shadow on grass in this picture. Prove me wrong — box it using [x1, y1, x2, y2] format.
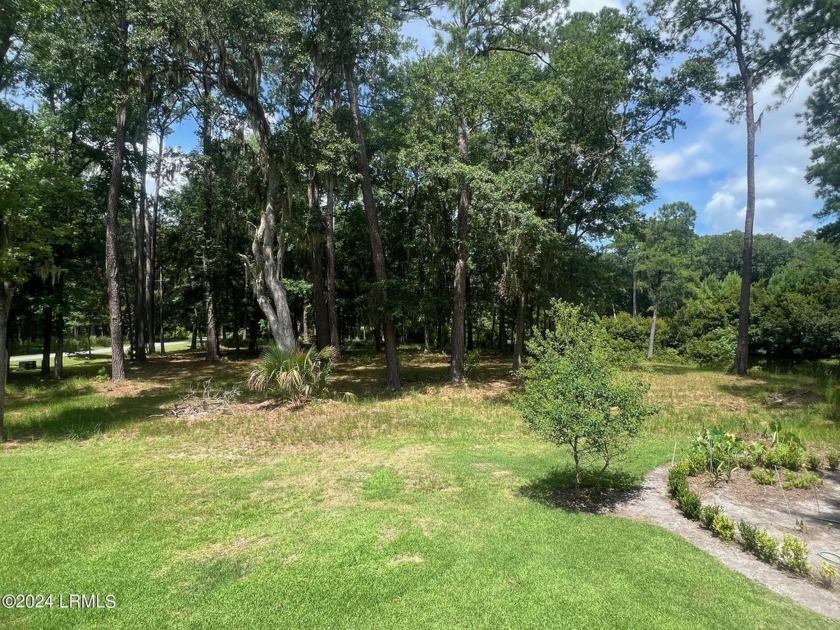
[5, 387, 177, 442]
[518, 467, 643, 514]
[3, 347, 522, 442]
[330, 349, 516, 401]
[643, 363, 715, 376]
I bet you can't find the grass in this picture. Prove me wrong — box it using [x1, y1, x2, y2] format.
[1, 349, 838, 628]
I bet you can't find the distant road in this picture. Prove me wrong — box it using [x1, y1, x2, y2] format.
[10, 340, 192, 365]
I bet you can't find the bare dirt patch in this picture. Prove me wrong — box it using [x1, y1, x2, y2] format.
[690, 468, 840, 572]
[389, 554, 424, 566]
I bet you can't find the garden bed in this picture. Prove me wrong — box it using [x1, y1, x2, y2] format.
[689, 468, 840, 573]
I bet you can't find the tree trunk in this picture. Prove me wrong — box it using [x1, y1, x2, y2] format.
[307, 70, 331, 351]
[325, 175, 340, 354]
[201, 73, 220, 363]
[449, 109, 471, 383]
[647, 304, 658, 361]
[423, 319, 431, 354]
[248, 301, 259, 353]
[41, 304, 52, 375]
[132, 125, 148, 362]
[346, 64, 402, 389]
[190, 309, 198, 351]
[106, 100, 128, 381]
[54, 313, 64, 379]
[513, 293, 526, 371]
[159, 269, 165, 355]
[0, 283, 11, 438]
[632, 267, 638, 317]
[498, 302, 506, 353]
[146, 130, 164, 354]
[736, 76, 756, 375]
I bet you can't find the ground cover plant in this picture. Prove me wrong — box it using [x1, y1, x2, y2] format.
[1, 348, 839, 628]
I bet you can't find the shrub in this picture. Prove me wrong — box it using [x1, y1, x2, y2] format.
[780, 535, 810, 575]
[764, 443, 805, 471]
[684, 328, 737, 366]
[738, 520, 758, 552]
[517, 301, 655, 494]
[677, 490, 702, 520]
[829, 450, 840, 471]
[464, 349, 481, 380]
[700, 505, 721, 529]
[806, 454, 822, 471]
[247, 345, 337, 401]
[751, 469, 776, 485]
[747, 441, 767, 466]
[668, 462, 691, 498]
[782, 471, 823, 490]
[754, 531, 780, 564]
[602, 312, 664, 352]
[685, 451, 708, 475]
[711, 513, 736, 541]
[818, 563, 838, 589]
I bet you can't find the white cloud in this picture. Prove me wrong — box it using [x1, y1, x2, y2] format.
[652, 142, 715, 182]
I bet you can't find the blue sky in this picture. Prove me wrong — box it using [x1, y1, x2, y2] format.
[166, 0, 822, 240]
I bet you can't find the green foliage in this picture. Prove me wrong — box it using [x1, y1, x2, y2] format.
[699, 504, 721, 529]
[464, 349, 481, 380]
[806, 453, 822, 471]
[685, 451, 709, 475]
[677, 489, 702, 520]
[636, 203, 698, 359]
[751, 469, 776, 485]
[247, 345, 338, 401]
[780, 535, 810, 575]
[692, 427, 745, 484]
[738, 520, 759, 551]
[755, 531, 781, 565]
[828, 450, 840, 471]
[711, 513, 736, 542]
[668, 463, 690, 496]
[782, 471, 823, 490]
[818, 563, 838, 589]
[602, 313, 671, 355]
[764, 444, 805, 471]
[684, 328, 737, 365]
[517, 301, 654, 492]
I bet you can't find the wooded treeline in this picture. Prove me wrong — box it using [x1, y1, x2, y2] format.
[2, 0, 839, 430]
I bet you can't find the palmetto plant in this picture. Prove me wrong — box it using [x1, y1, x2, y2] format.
[247, 345, 338, 401]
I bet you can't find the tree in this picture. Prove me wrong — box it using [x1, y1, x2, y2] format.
[319, 0, 404, 388]
[0, 106, 72, 435]
[769, 1, 840, 240]
[517, 301, 653, 494]
[636, 202, 698, 360]
[650, 0, 770, 374]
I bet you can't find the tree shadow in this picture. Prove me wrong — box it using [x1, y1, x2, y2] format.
[518, 467, 643, 515]
[329, 350, 517, 401]
[4, 386, 176, 442]
[3, 348, 523, 441]
[643, 363, 713, 376]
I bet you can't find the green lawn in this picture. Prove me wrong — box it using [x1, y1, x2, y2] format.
[1, 350, 838, 629]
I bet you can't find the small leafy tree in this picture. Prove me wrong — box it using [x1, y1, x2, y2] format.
[517, 301, 654, 494]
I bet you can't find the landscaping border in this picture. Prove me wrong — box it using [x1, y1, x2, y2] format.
[610, 465, 840, 622]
